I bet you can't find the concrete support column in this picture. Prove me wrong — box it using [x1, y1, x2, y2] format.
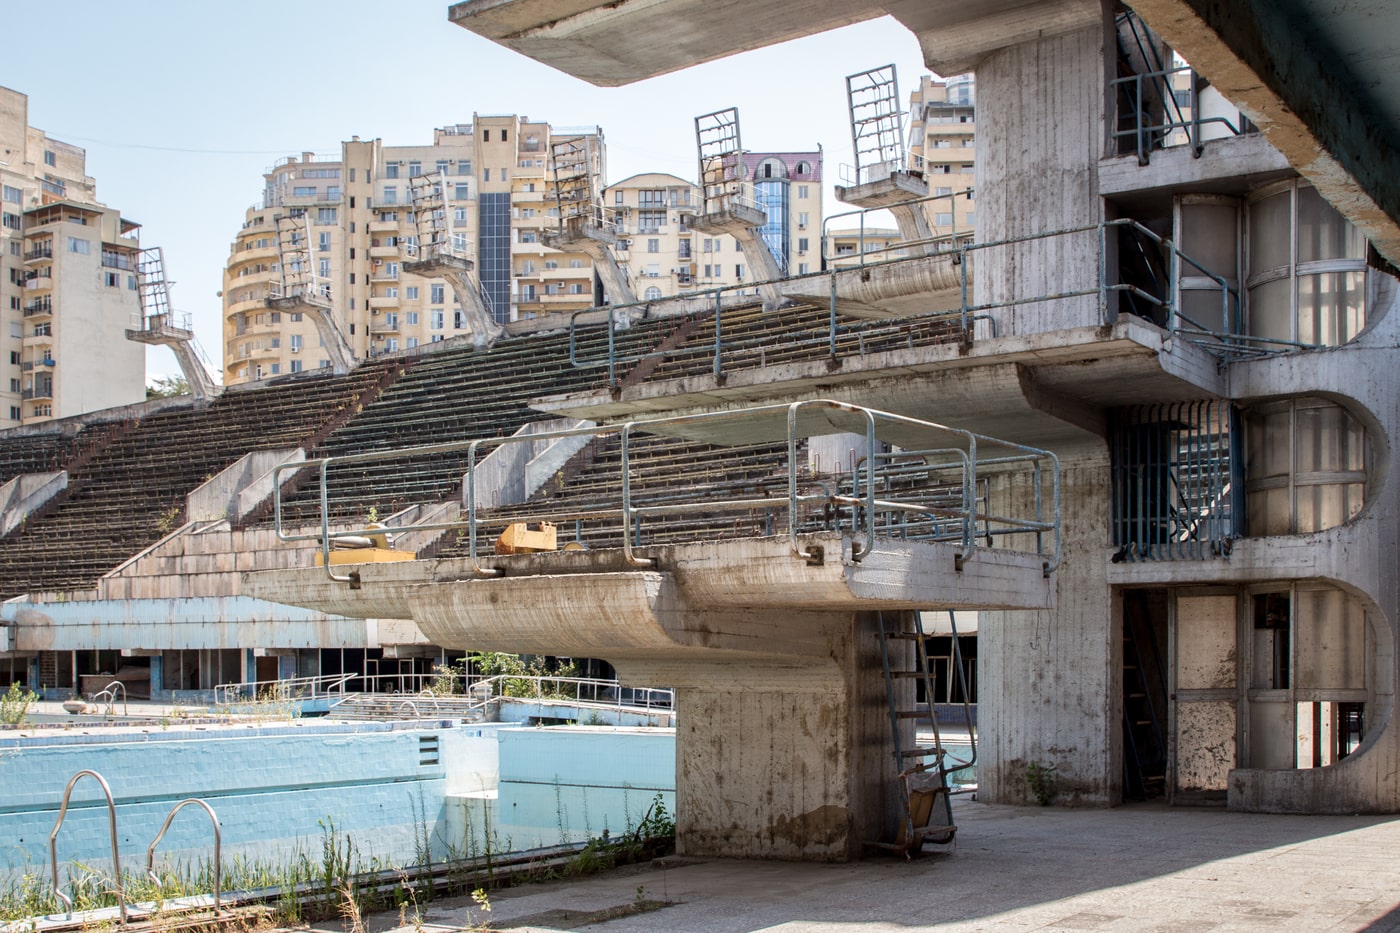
[661, 611, 905, 861]
[980, 451, 1114, 805]
[148, 654, 164, 697]
[972, 21, 1108, 336]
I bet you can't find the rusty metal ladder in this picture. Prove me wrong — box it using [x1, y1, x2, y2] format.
[871, 610, 957, 856]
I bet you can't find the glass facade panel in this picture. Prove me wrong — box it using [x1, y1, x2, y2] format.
[1249, 277, 1292, 343]
[1250, 191, 1292, 271]
[1297, 185, 1365, 262]
[1294, 588, 1365, 690]
[1297, 271, 1365, 346]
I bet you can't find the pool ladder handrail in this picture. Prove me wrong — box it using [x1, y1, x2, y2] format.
[50, 771, 223, 924]
[49, 769, 125, 923]
[147, 798, 222, 914]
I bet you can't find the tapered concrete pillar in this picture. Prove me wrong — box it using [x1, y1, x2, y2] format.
[649, 612, 906, 860]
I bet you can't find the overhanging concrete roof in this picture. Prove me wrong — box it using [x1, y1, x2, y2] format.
[447, 0, 1400, 265]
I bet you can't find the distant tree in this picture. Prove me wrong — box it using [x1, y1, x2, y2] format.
[146, 375, 191, 399]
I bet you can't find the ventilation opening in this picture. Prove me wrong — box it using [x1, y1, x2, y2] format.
[418, 733, 440, 766]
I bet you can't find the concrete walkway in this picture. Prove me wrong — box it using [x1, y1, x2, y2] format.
[336, 797, 1400, 932]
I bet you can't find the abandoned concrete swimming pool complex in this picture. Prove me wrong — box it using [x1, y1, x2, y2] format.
[3, 0, 1400, 886]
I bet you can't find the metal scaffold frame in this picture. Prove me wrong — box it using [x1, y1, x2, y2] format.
[846, 64, 907, 184]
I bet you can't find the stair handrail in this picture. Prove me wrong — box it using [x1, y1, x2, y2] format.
[49, 769, 126, 923]
[146, 798, 221, 914]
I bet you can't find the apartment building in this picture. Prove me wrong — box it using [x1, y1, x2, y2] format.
[604, 152, 823, 302]
[223, 117, 602, 385]
[907, 74, 976, 238]
[0, 87, 144, 427]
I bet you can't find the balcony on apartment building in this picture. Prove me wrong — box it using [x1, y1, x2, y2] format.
[23, 241, 52, 264]
[20, 356, 55, 373]
[22, 297, 52, 319]
[368, 240, 401, 259]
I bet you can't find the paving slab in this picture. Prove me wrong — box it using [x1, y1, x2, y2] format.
[324, 797, 1400, 932]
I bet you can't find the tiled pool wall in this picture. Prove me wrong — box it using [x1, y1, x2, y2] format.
[0, 722, 678, 879]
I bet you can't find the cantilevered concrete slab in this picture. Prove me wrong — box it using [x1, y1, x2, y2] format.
[248, 533, 1053, 860]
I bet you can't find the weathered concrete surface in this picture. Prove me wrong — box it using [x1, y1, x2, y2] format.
[780, 252, 966, 319]
[0, 470, 65, 537]
[447, 0, 884, 86]
[981, 449, 1115, 806]
[246, 534, 1051, 859]
[186, 448, 302, 523]
[323, 799, 1400, 933]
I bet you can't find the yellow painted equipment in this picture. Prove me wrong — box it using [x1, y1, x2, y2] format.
[495, 521, 558, 554]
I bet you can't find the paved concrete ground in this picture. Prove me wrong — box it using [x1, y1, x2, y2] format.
[338, 797, 1400, 932]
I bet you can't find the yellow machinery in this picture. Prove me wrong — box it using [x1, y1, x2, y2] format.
[495, 521, 558, 554]
[313, 523, 416, 566]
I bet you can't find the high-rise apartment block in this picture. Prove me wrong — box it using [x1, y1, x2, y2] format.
[0, 87, 145, 427]
[223, 117, 604, 385]
[604, 152, 823, 303]
[907, 75, 976, 238]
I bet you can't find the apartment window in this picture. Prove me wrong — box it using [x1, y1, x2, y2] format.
[290, 360, 303, 373]
[44, 150, 55, 167]
[646, 263, 660, 277]
[407, 337, 419, 348]
[644, 286, 663, 300]
[454, 207, 468, 224]
[797, 212, 810, 228]
[319, 359, 331, 368]
[935, 212, 954, 226]
[544, 259, 558, 270]
[638, 210, 666, 231]
[453, 310, 465, 329]
[455, 184, 470, 200]
[483, 129, 490, 142]
[647, 239, 660, 253]
[431, 310, 444, 330]
[6, 352, 16, 365]
[382, 187, 398, 205]
[316, 207, 337, 224]
[318, 259, 330, 277]
[436, 160, 450, 175]
[458, 161, 471, 175]
[569, 259, 583, 268]
[501, 130, 508, 142]
[290, 312, 303, 322]
[501, 169, 508, 181]
[290, 334, 303, 351]
[127, 275, 138, 290]
[9, 407, 19, 420]
[9, 379, 18, 392]
[569, 283, 585, 295]
[431, 284, 445, 304]
[104, 271, 119, 287]
[270, 363, 281, 375]
[797, 185, 810, 198]
[385, 287, 399, 298]
[798, 262, 810, 275]
[408, 161, 422, 177]
[406, 287, 419, 300]
[483, 169, 490, 182]
[318, 232, 331, 252]
[7, 241, 17, 256]
[615, 190, 624, 205]
[2, 213, 21, 230]
[519, 231, 537, 244]
[736, 264, 745, 279]
[293, 186, 316, 196]
[385, 163, 399, 179]
[1, 185, 20, 203]
[67, 237, 90, 254]
[797, 237, 809, 253]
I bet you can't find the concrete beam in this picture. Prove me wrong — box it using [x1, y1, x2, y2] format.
[883, 0, 1103, 75]
[1128, 0, 1400, 267]
[447, 0, 884, 86]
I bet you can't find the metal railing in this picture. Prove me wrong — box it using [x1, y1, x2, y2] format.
[147, 799, 222, 914]
[822, 187, 976, 265]
[212, 672, 355, 706]
[91, 680, 128, 716]
[274, 399, 1060, 582]
[1111, 64, 1251, 164]
[50, 770, 126, 922]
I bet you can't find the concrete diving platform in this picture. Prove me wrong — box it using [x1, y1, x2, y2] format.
[245, 400, 1060, 861]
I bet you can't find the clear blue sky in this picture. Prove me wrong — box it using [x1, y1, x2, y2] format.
[3, 2, 930, 380]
